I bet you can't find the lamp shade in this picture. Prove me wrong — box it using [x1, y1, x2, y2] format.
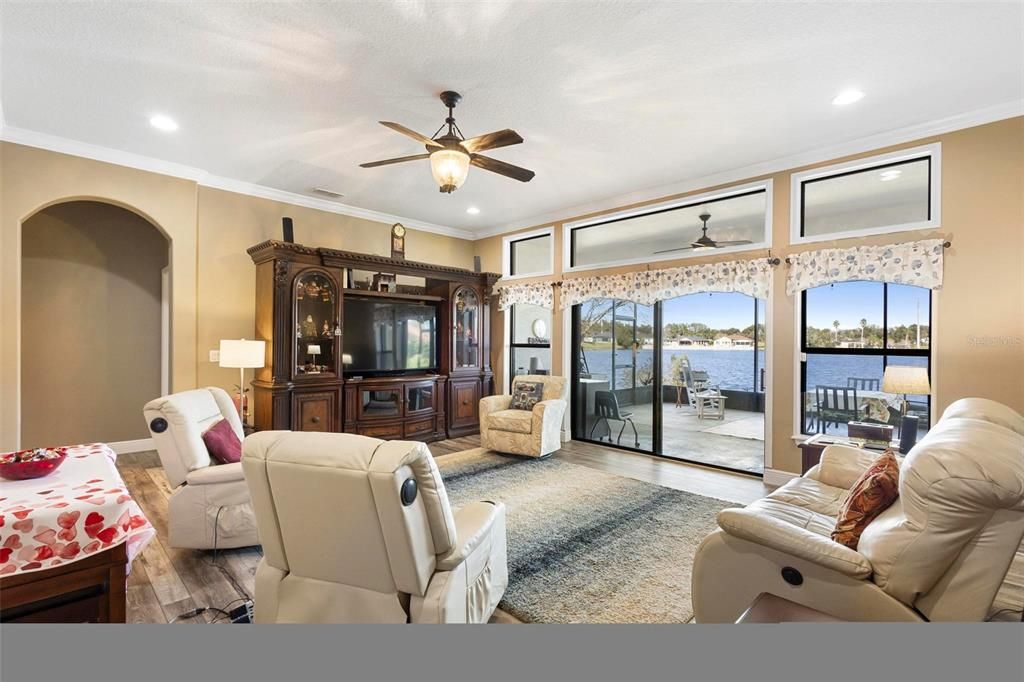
[882, 366, 930, 395]
[306, 344, 322, 355]
[219, 339, 265, 369]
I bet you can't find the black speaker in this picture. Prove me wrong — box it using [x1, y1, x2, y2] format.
[899, 415, 919, 454]
[473, 255, 481, 273]
[282, 217, 294, 243]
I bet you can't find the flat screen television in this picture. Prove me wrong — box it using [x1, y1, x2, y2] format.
[343, 298, 438, 375]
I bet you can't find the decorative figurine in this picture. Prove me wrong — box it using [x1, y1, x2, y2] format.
[302, 314, 317, 338]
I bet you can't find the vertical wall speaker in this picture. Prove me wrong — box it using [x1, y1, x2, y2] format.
[473, 255, 481, 273]
[899, 415, 919, 454]
[282, 217, 294, 243]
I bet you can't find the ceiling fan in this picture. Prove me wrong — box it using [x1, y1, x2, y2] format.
[360, 91, 535, 193]
[653, 211, 752, 254]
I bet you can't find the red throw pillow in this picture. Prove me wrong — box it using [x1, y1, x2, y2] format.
[202, 419, 242, 465]
[831, 449, 901, 549]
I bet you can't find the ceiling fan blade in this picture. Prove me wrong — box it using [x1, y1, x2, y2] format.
[470, 154, 535, 182]
[461, 129, 524, 154]
[359, 153, 431, 168]
[710, 240, 754, 246]
[653, 245, 696, 255]
[379, 121, 442, 148]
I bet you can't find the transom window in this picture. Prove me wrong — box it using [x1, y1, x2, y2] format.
[791, 143, 941, 244]
[504, 229, 553, 278]
[565, 183, 770, 271]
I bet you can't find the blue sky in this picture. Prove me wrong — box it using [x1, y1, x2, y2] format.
[662, 292, 758, 329]
[656, 282, 929, 331]
[805, 281, 929, 329]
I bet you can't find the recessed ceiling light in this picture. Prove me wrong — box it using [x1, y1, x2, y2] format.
[149, 114, 179, 132]
[466, 207, 481, 215]
[832, 89, 865, 106]
[879, 169, 902, 182]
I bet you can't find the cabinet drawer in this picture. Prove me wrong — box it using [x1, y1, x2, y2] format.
[359, 423, 402, 439]
[293, 391, 335, 432]
[404, 417, 435, 438]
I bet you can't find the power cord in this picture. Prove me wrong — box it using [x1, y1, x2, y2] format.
[170, 505, 255, 623]
[985, 607, 1023, 622]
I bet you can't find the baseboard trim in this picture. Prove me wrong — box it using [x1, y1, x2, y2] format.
[763, 467, 799, 488]
[108, 438, 154, 455]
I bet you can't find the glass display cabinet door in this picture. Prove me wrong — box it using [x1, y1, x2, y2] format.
[294, 270, 340, 378]
[453, 286, 480, 370]
[359, 388, 402, 420]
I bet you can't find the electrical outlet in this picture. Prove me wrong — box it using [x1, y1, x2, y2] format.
[209, 349, 220, 363]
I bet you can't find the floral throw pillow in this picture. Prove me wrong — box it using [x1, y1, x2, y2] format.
[509, 381, 545, 411]
[831, 449, 901, 549]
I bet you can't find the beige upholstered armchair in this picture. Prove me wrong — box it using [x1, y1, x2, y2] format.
[480, 374, 568, 458]
[692, 398, 1024, 622]
[143, 387, 258, 549]
[242, 431, 508, 623]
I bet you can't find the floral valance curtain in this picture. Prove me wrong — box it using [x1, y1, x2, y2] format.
[785, 238, 945, 296]
[558, 259, 773, 309]
[494, 281, 555, 311]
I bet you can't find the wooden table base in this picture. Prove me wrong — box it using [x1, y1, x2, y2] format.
[1, 543, 127, 623]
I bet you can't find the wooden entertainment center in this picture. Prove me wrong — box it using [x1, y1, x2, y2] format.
[247, 240, 497, 441]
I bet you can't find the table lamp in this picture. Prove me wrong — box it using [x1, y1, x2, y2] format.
[882, 366, 930, 453]
[307, 344, 322, 373]
[219, 339, 266, 423]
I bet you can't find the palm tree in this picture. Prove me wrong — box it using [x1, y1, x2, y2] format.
[832, 319, 840, 342]
[860, 318, 868, 347]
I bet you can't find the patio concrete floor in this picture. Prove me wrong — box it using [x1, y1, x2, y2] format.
[587, 403, 765, 475]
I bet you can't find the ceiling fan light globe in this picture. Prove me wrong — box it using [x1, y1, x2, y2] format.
[430, 148, 470, 193]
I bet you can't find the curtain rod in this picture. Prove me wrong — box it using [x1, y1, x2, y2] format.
[782, 239, 952, 265]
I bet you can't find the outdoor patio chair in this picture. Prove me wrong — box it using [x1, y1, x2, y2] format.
[680, 355, 712, 410]
[590, 390, 640, 447]
[847, 377, 881, 391]
[815, 385, 860, 433]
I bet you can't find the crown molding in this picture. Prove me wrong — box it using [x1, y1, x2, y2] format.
[472, 99, 1024, 239]
[3, 99, 1021, 243]
[0, 124, 475, 240]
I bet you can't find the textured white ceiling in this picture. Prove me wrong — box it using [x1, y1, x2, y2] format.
[2, 1, 1022, 235]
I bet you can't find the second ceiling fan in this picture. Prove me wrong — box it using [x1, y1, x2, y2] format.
[360, 91, 535, 193]
[653, 211, 752, 254]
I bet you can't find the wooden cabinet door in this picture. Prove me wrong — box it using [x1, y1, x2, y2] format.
[293, 391, 335, 432]
[449, 379, 481, 430]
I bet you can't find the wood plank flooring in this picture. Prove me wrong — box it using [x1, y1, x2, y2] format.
[115, 437, 1023, 623]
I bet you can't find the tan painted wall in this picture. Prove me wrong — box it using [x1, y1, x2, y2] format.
[475, 117, 1024, 474]
[195, 186, 475, 389]
[0, 142, 475, 449]
[1, 143, 199, 450]
[21, 201, 168, 446]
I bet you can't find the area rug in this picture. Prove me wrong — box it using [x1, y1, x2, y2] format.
[437, 448, 734, 623]
[702, 416, 765, 441]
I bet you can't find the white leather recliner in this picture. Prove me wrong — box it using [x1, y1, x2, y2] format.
[143, 387, 259, 549]
[241, 431, 509, 623]
[692, 397, 1024, 622]
[480, 374, 568, 458]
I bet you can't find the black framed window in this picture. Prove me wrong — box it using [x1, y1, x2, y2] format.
[800, 281, 931, 441]
[509, 302, 552, 384]
[799, 155, 933, 240]
[568, 187, 768, 269]
[508, 233, 552, 277]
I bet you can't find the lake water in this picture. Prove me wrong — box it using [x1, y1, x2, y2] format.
[583, 348, 927, 392]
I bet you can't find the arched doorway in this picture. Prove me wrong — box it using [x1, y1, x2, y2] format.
[20, 200, 170, 448]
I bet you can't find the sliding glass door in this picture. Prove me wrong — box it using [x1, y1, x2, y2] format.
[571, 294, 766, 475]
[571, 298, 657, 454]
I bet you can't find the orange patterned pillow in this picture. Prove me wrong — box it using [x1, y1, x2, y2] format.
[831, 449, 900, 549]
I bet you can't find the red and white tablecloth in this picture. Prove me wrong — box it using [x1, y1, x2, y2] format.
[0, 443, 155, 577]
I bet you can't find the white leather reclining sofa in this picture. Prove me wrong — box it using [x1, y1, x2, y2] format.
[692, 397, 1024, 622]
